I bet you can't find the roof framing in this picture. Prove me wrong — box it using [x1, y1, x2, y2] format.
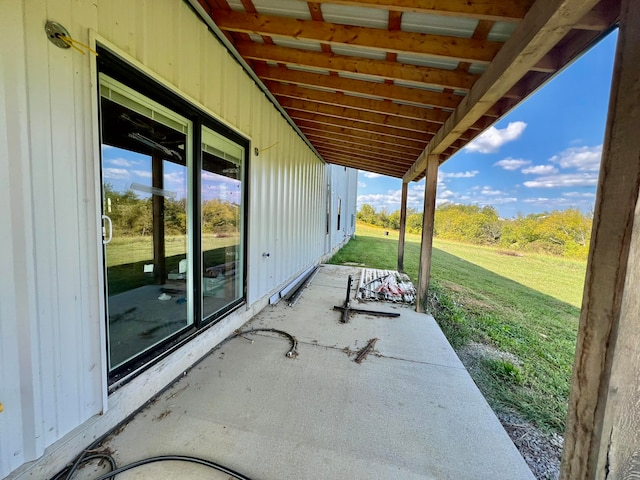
[196, 0, 619, 179]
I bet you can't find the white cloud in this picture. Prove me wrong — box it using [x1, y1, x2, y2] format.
[439, 170, 479, 179]
[465, 121, 527, 153]
[358, 181, 367, 188]
[108, 158, 133, 167]
[550, 145, 602, 171]
[103, 168, 130, 180]
[490, 197, 518, 205]
[494, 158, 531, 170]
[363, 172, 382, 179]
[522, 195, 596, 210]
[480, 186, 505, 196]
[523, 173, 598, 188]
[438, 190, 456, 199]
[521, 165, 559, 175]
[562, 192, 595, 198]
[132, 170, 152, 179]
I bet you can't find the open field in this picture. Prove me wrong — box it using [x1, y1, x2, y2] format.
[329, 222, 586, 433]
[105, 234, 240, 295]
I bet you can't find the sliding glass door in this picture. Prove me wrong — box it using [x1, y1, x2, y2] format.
[98, 62, 248, 379]
[100, 75, 193, 372]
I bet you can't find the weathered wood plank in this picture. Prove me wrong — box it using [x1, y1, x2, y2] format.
[416, 154, 438, 313]
[398, 181, 408, 272]
[255, 64, 464, 110]
[212, 10, 503, 63]
[560, 0, 640, 477]
[302, 0, 533, 21]
[236, 41, 479, 91]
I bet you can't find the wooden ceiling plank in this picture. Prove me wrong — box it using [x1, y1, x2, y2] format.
[315, 147, 410, 168]
[303, 0, 533, 22]
[288, 110, 432, 141]
[404, 0, 602, 182]
[236, 42, 479, 91]
[321, 156, 403, 177]
[305, 134, 421, 159]
[313, 143, 415, 165]
[297, 121, 427, 149]
[269, 83, 450, 122]
[255, 64, 464, 110]
[303, 131, 423, 155]
[278, 97, 440, 132]
[212, 10, 503, 63]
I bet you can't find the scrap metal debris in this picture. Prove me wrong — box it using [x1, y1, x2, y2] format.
[354, 338, 378, 364]
[333, 275, 400, 323]
[357, 269, 416, 304]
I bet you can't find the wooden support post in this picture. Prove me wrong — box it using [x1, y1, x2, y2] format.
[397, 181, 408, 272]
[152, 152, 166, 284]
[416, 154, 438, 313]
[560, 1, 640, 477]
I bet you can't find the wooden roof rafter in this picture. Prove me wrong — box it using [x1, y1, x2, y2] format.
[195, 0, 620, 179]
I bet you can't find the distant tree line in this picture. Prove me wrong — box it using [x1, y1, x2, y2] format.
[357, 203, 593, 259]
[104, 183, 238, 237]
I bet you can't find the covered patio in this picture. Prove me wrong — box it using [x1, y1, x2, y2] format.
[71, 265, 534, 480]
[189, 0, 640, 477]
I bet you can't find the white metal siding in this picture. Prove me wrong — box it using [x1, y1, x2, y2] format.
[1, 0, 104, 474]
[1, 1, 356, 477]
[329, 165, 359, 252]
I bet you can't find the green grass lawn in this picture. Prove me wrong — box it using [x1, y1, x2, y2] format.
[105, 234, 240, 295]
[329, 222, 586, 433]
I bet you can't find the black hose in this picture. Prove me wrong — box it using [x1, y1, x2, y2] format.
[230, 328, 298, 358]
[50, 328, 297, 480]
[89, 455, 253, 480]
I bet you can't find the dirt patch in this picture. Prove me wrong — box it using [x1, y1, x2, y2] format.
[457, 342, 562, 480]
[496, 250, 524, 257]
[457, 342, 520, 370]
[498, 413, 563, 480]
[439, 283, 495, 312]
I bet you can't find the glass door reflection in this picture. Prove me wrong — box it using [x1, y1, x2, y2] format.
[100, 76, 192, 372]
[201, 126, 244, 320]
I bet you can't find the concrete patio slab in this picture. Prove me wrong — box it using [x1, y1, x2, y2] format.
[77, 264, 534, 480]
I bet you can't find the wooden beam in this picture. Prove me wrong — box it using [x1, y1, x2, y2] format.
[212, 10, 503, 63]
[301, 0, 533, 22]
[279, 97, 441, 133]
[314, 143, 410, 166]
[288, 110, 432, 142]
[296, 121, 428, 150]
[255, 65, 464, 110]
[314, 145, 411, 166]
[269, 83, 451, 123]
[560, 0, 640, 477]
[303, 132, 423, 157]
[398, 181, 408, 272]
[416, 154, 438, 313]
[310, 138, 415, 164]
[319, 154, 405, 177]
[236, 41, 479, 91]
[403, 0, 602, 182]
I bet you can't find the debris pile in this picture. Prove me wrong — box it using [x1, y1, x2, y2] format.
[357, 269, 416, 304]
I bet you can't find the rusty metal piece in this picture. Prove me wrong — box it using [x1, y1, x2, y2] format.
[333, 275, 401, 323]
[354, 338, 378, 364]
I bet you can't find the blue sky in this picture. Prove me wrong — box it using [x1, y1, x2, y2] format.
[102, 146, 241, 203]
[357, 30, 618, 219]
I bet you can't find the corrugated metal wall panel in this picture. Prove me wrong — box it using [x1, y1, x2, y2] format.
[1, 0, 104, 475]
